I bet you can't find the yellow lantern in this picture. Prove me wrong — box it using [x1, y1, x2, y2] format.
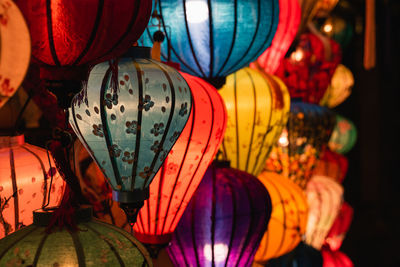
[253, 171, 308, 265]
[219, 68, 290, 176]
[320, 65, 354, 108]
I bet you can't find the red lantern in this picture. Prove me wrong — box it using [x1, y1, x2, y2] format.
[313, 149, 349, 183]
[324, 202, 353, 251]
[252, 0, 301, 74]
[322, 247, 354, 267]
[133, 73, 227, 247]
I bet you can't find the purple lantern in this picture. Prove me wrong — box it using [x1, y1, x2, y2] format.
[167, 162, 272, 266]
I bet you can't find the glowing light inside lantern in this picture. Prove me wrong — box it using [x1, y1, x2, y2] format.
[291, 48, 304, 62]
[203, 243, 229, 263]
[323, 23, 333, 33]
[186, 1, 209, 23]
[278, 130, 289, 147]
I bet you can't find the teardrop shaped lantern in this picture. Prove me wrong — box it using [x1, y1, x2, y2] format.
[0, 0, 31, 108]
[320, 65, 354, 108]
[219, 68, 290, 177]
[252, 0, 301, 74]
[322, 247, 354, 267]
[313, 149, 348, 183]
[305, 175, 343, 250]
[328, 114, 357, 154]
[69, 47, 192, 224]
[139, 0, 279, 87]
[254, 171, 308, 264]
[265, 242, 323, 267]
[324, 202, 353, 251]
[265, 102, 336, 188]
[167, 162, 272, 267]
[0, 135, 65, 238]
[134, 73, 226, 248]
[0, 207, 152, 266]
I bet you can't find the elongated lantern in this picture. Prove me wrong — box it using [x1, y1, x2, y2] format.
[133, 73, 226, 247]
[324, 202, 353, 251]
[254, 171, 308, 264]
[219, 68, 290, 177]
[265, 242, 323, 267]
[69, 47, 192, 224]
[140, 0, 279, 87]
[313, 149, 348, 183]
[252, 0, 301, 74]
[328, 114, 357, 154]
[167, 163, 271, 267]
[322, 247, 354, 267]
[320, 65, 354, 108]
[0, 135, 65, 238]
[0, 0, 31, 108]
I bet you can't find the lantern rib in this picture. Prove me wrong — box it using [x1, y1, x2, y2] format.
[69, 231, 87, 266]
[0, 226, 38, 258]
[154, 163, 167, 234]
[45, 0, 61, 66]
[32, 231, 49, 265]
[233, 73, 240, 169]
[244, 69, 258, 173]
[8, 149, 19, 232]
[223, 173, 237, 266]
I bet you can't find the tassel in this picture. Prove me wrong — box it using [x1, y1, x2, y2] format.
[364, 0, 376, 70]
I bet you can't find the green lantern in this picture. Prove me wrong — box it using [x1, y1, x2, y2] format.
[328, 114, 357, 154]
[0, 207, 152, 266]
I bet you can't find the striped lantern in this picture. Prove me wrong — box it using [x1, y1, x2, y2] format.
[219, 68, 290, 177]
[0, 135, 65, 239]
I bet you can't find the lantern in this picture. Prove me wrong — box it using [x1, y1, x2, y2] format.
[320, 65, 354, 108]
[0, 207, 152, 266]
[167, 162, 272, 267]
[305, 175, 343, 250]
[254, 171, 308, 264]
[322, 247, 354, 267]
[0, 0, 31, 108]
[69, 47, 192, 224]
[0, 135, 65, 238]
[314, 0, 339, 18]
[219, 68, 290, 177]
[265, 242, 323, 267]
[264, 102, 336, 188]
[275, 33, 342, 104]
[328, 114, 357, 154]
[324, 202, 353, 251]
[134, 73, 226, 247]
[140, 0, 279, 87]
[313, 149, 348, 183]
[320, 16, 354, 49]
[252, 0, 301, 74]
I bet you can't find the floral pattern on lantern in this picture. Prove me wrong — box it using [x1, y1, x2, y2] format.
[320, 65, 354, 108]
[328, 114, 357, 154]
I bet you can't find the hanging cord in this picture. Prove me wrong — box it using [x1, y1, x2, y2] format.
[12, 88, 33, 135]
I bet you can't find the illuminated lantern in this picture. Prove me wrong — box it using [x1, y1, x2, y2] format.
[265, 242, 323, 267]
[320, 16, 354, 49]
[167, 163, 271, 266]
[265, 102, 336, 188]
[219, 68, 290, 177]
[0, 0, 31, 108]
[324, 202, 353, 251]
[252, 0, 301, 74]
[69, 47, 192, 224]
[140, 0, 279, 87]
[313, 149, 348, 183]
[0, 207, 152, 266]
[275, 33, 342, 104]
[314, 0, 339, 18]
[0, 135, 65, 239]
[297, 0, 319, 37]
[320, 65, 354, 108]
[322, 247, 354, 267]
[328, 114, 357, 154]
[254, 172, 308, 264]
[134, 73, 226, 247]
[305, 175, 343, 250]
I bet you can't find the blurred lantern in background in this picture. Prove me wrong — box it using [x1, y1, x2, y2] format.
[140, 0, 279, 88]
[0, 135, 65, 238]
[320, 16, 354, 49]
[0, 0, 30, 108]
[265, 102, 336, 188]
[329, 114, 357, 154]
[167, 162, 271, 267]
[314, 0, 339, 18]
[324, 202, 353, 251]
[322, 247, 354, 267]
[305, 175, 343, 250]
[320, 64, 354, 108]
[69, 47, 192, 225]
[265, 242, 323, 267]
[275, 33, 341, 104]
[133, 73, 227, 250]
[313, 149, 349, 183]
[252, 0, 301, 74]
[254, 171, 308, 264]
[296, 0, 319, 38]
[219, 68, 290, 177]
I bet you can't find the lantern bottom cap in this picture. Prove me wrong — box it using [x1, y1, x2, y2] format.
[112, 188, 150, 203]
[33, 205, 93, 226]
[133, 232, 173, 245]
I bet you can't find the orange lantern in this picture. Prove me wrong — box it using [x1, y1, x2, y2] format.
[253, 171, 308, 264]
[313, 149, 348, 183]
[0, 135, 65, 238]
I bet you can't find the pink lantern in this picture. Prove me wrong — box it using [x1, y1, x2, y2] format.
[324, 202, 353, 251]
[322, 247, 354, 267]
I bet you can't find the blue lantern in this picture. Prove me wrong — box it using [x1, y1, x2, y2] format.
[140, 0, 279, 87]
[69, 47, 192, 224]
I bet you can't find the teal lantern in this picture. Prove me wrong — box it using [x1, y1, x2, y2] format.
[328, 114, 357, 154]
[69, 47, 192, 224]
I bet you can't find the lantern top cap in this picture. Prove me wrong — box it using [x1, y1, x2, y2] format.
[33, 205, 93, 227]
[0, 134, 25, 148]
[123, 46, 151, 59]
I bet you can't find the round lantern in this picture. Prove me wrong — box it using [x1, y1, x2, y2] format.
[328, 114, 357, 154]
[265, 242, 323, 267]
[218, 68, 290, 177]
[140, 0, 279, 87]
[254, 171, 308, 264]
[313, 149, 348, 183]
[305, 175, 343, 250]
[0, 135, 65, 239]
[320, 65, 354, 108]
[134, 73, 226, 247]
[275, 33, 342, 104]
[322, 247, 354, 267]
[314, 0, 339, 18]
[324, 202, 353, 251]
[264, 102, 336, 188]
[252, 0, 301, 74]
[0, 0, 31, 108]
[167, 162, 272, 267]
[69, 47, 192, 224]
[0, 207, 152, 266]
[320, 16, 354, 49]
